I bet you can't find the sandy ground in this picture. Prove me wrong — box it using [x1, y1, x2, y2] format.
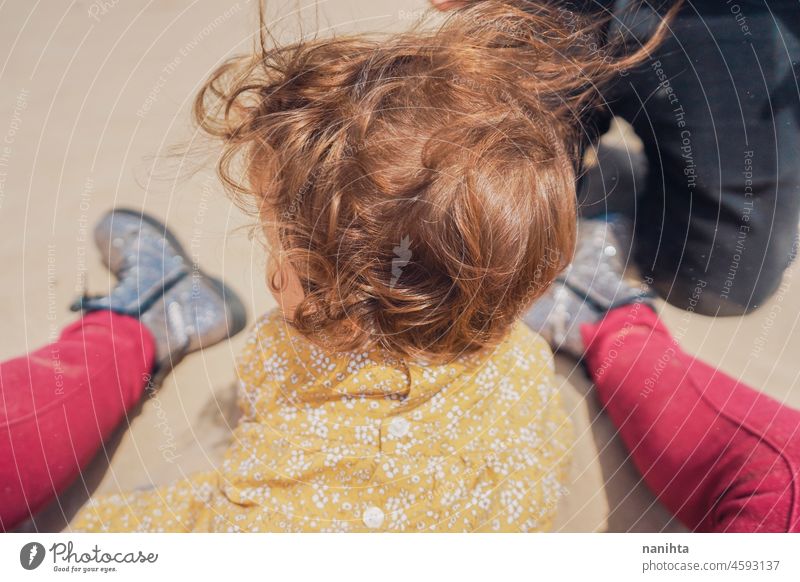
[2, 0, 798, 532]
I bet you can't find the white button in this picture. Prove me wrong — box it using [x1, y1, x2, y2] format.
[603, 245, 617, 257]
[363, 506, 384, 529]
[388, 417, 410, 438]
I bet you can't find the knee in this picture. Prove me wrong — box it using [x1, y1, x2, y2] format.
[650, 232, 796, 317]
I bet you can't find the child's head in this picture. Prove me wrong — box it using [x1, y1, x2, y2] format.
[196, 0, 668, 360]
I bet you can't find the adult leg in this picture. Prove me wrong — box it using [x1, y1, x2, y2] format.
[582, 303, 800, 531]
[527, 216, 800, 531]
[612, 0, 800, 315]
[1, 208, 247, 531]
[0, 312, 154, 530]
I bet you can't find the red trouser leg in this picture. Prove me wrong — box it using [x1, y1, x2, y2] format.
[582, 304, 800, 532]
[0, 311, 155, 531]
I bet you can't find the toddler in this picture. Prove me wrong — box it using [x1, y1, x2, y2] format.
[74, 0, 665, 532]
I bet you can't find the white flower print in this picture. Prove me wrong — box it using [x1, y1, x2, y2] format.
[262, 352, 289, 383]
[284, 449, 311, 478]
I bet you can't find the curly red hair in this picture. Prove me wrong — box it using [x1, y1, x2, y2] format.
[195, 0, 674, 360]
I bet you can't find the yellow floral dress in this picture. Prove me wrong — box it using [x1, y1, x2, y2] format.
[74, 310, 572, 532]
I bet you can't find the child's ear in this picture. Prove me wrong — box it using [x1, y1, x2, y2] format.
[266, 254, 305, 319]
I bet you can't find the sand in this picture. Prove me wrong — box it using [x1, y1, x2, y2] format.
[1, 0, 797, 532]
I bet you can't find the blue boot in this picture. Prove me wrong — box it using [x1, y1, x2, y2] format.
[73, 208, 248, 383]
[525, 216, 654, 358]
